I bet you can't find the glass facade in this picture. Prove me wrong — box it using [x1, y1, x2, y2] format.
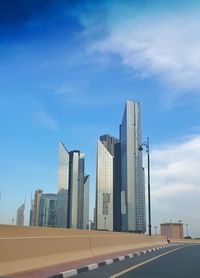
[39, 194, 57, 227]
[121, 101, 146, 232]
[96, 135, 118, 231]
[57, 143, 69, 228]
[57, 143, 89, 229]
[33, 189, 43, 226]
[29, 143, 89, 230]
[69, 151, 86, 229]
[113, 142, 121, 231]
[83, 175, 89, 229]
[69, 151, 85, 229]
[29, 196, 34, 226]
[16, 202, 25, 226]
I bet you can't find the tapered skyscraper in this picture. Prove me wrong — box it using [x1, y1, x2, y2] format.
[33, 189, 43, 226]
[69, 150, 85, 229]
[16, 202, 25, 226]
[83, 175, 89, 229]
[57, 143, 89, 229]
[96, 134, 118, 231]
[57, 143, 69, 228]
[120, 101, 146, 233]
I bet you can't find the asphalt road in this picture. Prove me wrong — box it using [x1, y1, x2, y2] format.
[77, 244, 200, 278]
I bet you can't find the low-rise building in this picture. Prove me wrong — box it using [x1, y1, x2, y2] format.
[160, 222, 184, 239]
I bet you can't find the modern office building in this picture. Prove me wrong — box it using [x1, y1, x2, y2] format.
[16, 202, 25, 226]
[113, 141, 121, 231]
[96, 134, 118, 231]
[69, 150, 85, 229]
[57, 143, 89, 229]
[33, 189, 43, 226]
[29, 195, 34, 226]
[39, 193, 57, 227]
[57, 143, 70, 228]
[120, 101, 146, 233]
[83, 175, 89, 229]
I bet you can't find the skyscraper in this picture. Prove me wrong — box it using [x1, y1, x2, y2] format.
[57, 143, 89, 229]
[29, 195, 34, 226]
[113, 141, 121, 231]
[96, 134, 118, 231]
[69, 150, 85, 229]
[39, 193, 57, 227]
[120, 100, 146, 232]
[57, 143, 70, 228]
[83, 175, 89, 229]
[16, 202, 25, 226]
[33, 189, 43, 226]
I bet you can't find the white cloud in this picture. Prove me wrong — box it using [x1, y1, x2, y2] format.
[52, 84, 128, 107]
[54, 85, 79, 96]
[149, 135, 200, 237]
[93, 11, 200, 92]
[53, 85, 88, 105]
[35, 107, 59, 131]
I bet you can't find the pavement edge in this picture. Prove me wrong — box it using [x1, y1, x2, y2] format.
[47, 244, 181, 278]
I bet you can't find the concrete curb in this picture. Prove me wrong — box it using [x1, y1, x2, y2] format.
[47, 244, 180, 278]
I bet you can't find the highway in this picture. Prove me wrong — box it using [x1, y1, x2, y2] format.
[77, 244, 200, 277]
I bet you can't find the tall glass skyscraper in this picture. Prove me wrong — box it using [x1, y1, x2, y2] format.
[69, 150, 85, 229]
[113, 141, 121, 231]
[121, 101, 146, 233]
[57, 143, 70, 228]
[83, 175, 89, 229]
[33, 189, 43, 226]
[16, 202, 25, 226]
[29, 195, 34, 226]
[96, 134, 118, 231]
[57, 143, 89, 229]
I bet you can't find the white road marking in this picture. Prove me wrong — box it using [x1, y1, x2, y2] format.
[109, 246, 183, 278]
[87, 263, 98, 270]
[62, 269, 77, 277]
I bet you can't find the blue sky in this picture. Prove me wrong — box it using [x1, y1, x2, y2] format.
[1, 0, 200, 237]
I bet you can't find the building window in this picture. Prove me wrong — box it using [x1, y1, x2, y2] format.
[102, 193, 110, 215]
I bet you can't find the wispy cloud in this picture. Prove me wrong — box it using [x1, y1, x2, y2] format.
[34, 106, 59, 131]
[51, 84, 127, 107]
[150, 135, 200, 236]
[54, 85, 79, 96]
[53, 84, 91, 106]
[92, 10, 200, 94]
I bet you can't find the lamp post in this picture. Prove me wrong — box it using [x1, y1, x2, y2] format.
[138, 137, 152, 236]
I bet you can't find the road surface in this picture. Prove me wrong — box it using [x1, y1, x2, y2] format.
[77, 244, 200, 277]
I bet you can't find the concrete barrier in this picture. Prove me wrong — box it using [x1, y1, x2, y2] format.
[0, 224, 167, 276]
[91, 233, 165, 256]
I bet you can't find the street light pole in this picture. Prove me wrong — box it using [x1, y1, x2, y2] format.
[147, 137, 152, 236]
[138, 137, 152, 236]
